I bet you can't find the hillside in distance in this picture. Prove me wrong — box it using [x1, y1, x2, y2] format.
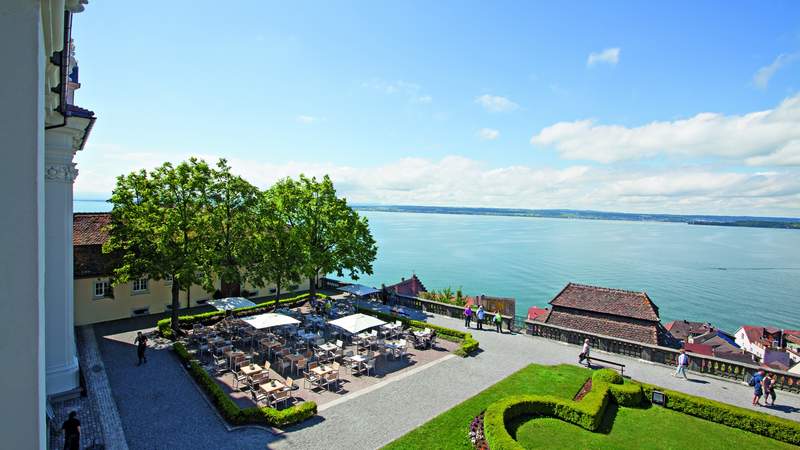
[353, 205, 800, 229]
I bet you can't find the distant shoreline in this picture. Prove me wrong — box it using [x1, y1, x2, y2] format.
[352, 205, 800, 230]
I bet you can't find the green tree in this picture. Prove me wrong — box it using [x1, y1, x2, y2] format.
[245, 182, 305, 304]
[103, 158, 212, 333]
[283, 175, 378, 300]
[204, 159, 259, 297]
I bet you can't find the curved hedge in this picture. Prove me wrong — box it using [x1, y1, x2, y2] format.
[159, 293, 328, 340]
[173, 342, 316, 427]
[484, 386, 610, 450]
[485, 373, 799, 448]
[592, 368, 623, 385]
[356, 307, 479, 357]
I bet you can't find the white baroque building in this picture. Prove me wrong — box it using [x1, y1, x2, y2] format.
[1, 1, 95, 448]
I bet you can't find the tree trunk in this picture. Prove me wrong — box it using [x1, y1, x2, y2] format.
[273, 277, 282, 311]
[186, 284, 191, 309]
[308, 276, 316, 301]
[171, 280, 180, 334]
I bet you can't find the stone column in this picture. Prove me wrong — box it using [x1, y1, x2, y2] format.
[44, 126, 82, 396]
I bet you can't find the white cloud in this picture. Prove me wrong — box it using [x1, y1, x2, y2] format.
[754, 53, 799, 89]
[477, 128, 500, 140]
[363, 79, 432, 104]
[475, 94, 519, 112]
[296, 115, 318, 124]
[73, 148, 800, 216]
[587, 48, 620, 67]
[531, 94, 800, 164]
[746, 140, 800, 166]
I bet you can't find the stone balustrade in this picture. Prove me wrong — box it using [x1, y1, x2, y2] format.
[388, 292, 800, 393]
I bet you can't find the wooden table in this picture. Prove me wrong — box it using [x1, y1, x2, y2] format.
[240, 364, 263, 377]
[311, 365, 335, 376]
[259, 380, 286, 395]
[317, 342, 337, 353]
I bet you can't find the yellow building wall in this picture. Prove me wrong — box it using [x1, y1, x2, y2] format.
[74, 276, 311, 326]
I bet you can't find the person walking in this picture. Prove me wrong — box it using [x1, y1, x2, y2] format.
[763, 373, 777, 406]
[476, 305, 485, 330]
[134, 331, 148, 365]
[463, 305, 472, 328]
[673, 350, 690, 380]
[751, 369, 765, 406]
[578, 338, 590, 366]
[61, 410, 80, 450]
[493, 311, 502, 333]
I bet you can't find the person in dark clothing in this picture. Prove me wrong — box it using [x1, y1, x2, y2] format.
[61, 411, 80, 450]
[134, 331, 148, 365]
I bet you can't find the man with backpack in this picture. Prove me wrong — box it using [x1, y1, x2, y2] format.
[673, 349, 689, 380]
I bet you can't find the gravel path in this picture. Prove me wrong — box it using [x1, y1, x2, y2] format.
[94, 313, 800, 450]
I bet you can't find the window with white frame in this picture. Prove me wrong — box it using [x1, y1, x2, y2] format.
[164, 274, 173, 285]
[132, 307, 150, 316]
[93, 280, 111, 299]
[132, 278, 149, 293]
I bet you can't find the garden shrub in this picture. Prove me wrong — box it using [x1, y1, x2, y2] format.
[172, 342, 317, 427]
[606, 381, 643, 406]
[639, 382, 800, 445]
[158, 293, 328, 339]
[592, 368, 623, 385]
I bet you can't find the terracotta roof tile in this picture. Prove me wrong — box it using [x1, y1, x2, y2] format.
[544, 309, 660, 345]
[527, 306, 549, 322]
[387, 274, 427, 297]
[549, 283, 660, 322]
[73, 212, 111, 246]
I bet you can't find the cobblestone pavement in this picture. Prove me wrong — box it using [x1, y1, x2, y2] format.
[93, 313, 800, 450]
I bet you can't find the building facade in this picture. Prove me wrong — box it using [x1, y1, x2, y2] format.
[1, 1, 94, 447]
[73, 213, 310, 325]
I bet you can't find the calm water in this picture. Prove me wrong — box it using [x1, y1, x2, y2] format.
[74, 201, 800, 332]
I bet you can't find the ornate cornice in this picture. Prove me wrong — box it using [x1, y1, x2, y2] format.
[46, 163, 79, 183]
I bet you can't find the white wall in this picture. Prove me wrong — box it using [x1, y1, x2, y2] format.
[0, 1, 47, 447]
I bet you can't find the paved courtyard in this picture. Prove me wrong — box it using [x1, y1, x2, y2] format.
[93, 312, 800, 450]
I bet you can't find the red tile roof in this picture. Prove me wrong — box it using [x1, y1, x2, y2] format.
[73, 213, 111, 246]
[684, 343, 714, 356]
[548, 283, 660, 322]
[527, 306, 549, 322]
[386, 274, 427, 297]
[664, 320, 712, 341]
[544, 309, 662, 345]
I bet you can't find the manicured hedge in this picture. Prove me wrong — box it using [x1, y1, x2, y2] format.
[159, 293, 328, 340]
[639, 382, 800, 445]
[607, 381, 643, 406]
[484, 387, 610, 450]
[356, 307, 480, 357]
[173, 342, 316, 427]
[592, 368, 623, 385]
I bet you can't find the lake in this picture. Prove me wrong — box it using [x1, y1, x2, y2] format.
[74, 200, 800, 332]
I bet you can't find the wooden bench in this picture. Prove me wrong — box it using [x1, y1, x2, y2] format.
[587, 357, 625, 375]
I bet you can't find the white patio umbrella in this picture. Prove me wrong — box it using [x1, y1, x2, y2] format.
[207, 297, 257, 311]
[328, 313, 386, 334]
[240, 313, 300, 330]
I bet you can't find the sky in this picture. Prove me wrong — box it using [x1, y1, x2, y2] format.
[71, 1, 800, 217]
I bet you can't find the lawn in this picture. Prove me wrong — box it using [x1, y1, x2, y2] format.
[516, 403, 795, 449]
[385, 364, 795, 450]
[384, 364, 590, 449]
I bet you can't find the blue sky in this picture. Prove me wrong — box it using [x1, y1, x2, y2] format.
[71, 1, 800, 216]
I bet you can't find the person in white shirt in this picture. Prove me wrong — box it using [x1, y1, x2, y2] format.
[673, 349, 690, 379]
[579, 338, 590, 366]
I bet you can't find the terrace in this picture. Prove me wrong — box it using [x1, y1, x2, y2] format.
[180, 295, 457, 411]
[76, 296, 800, 449]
